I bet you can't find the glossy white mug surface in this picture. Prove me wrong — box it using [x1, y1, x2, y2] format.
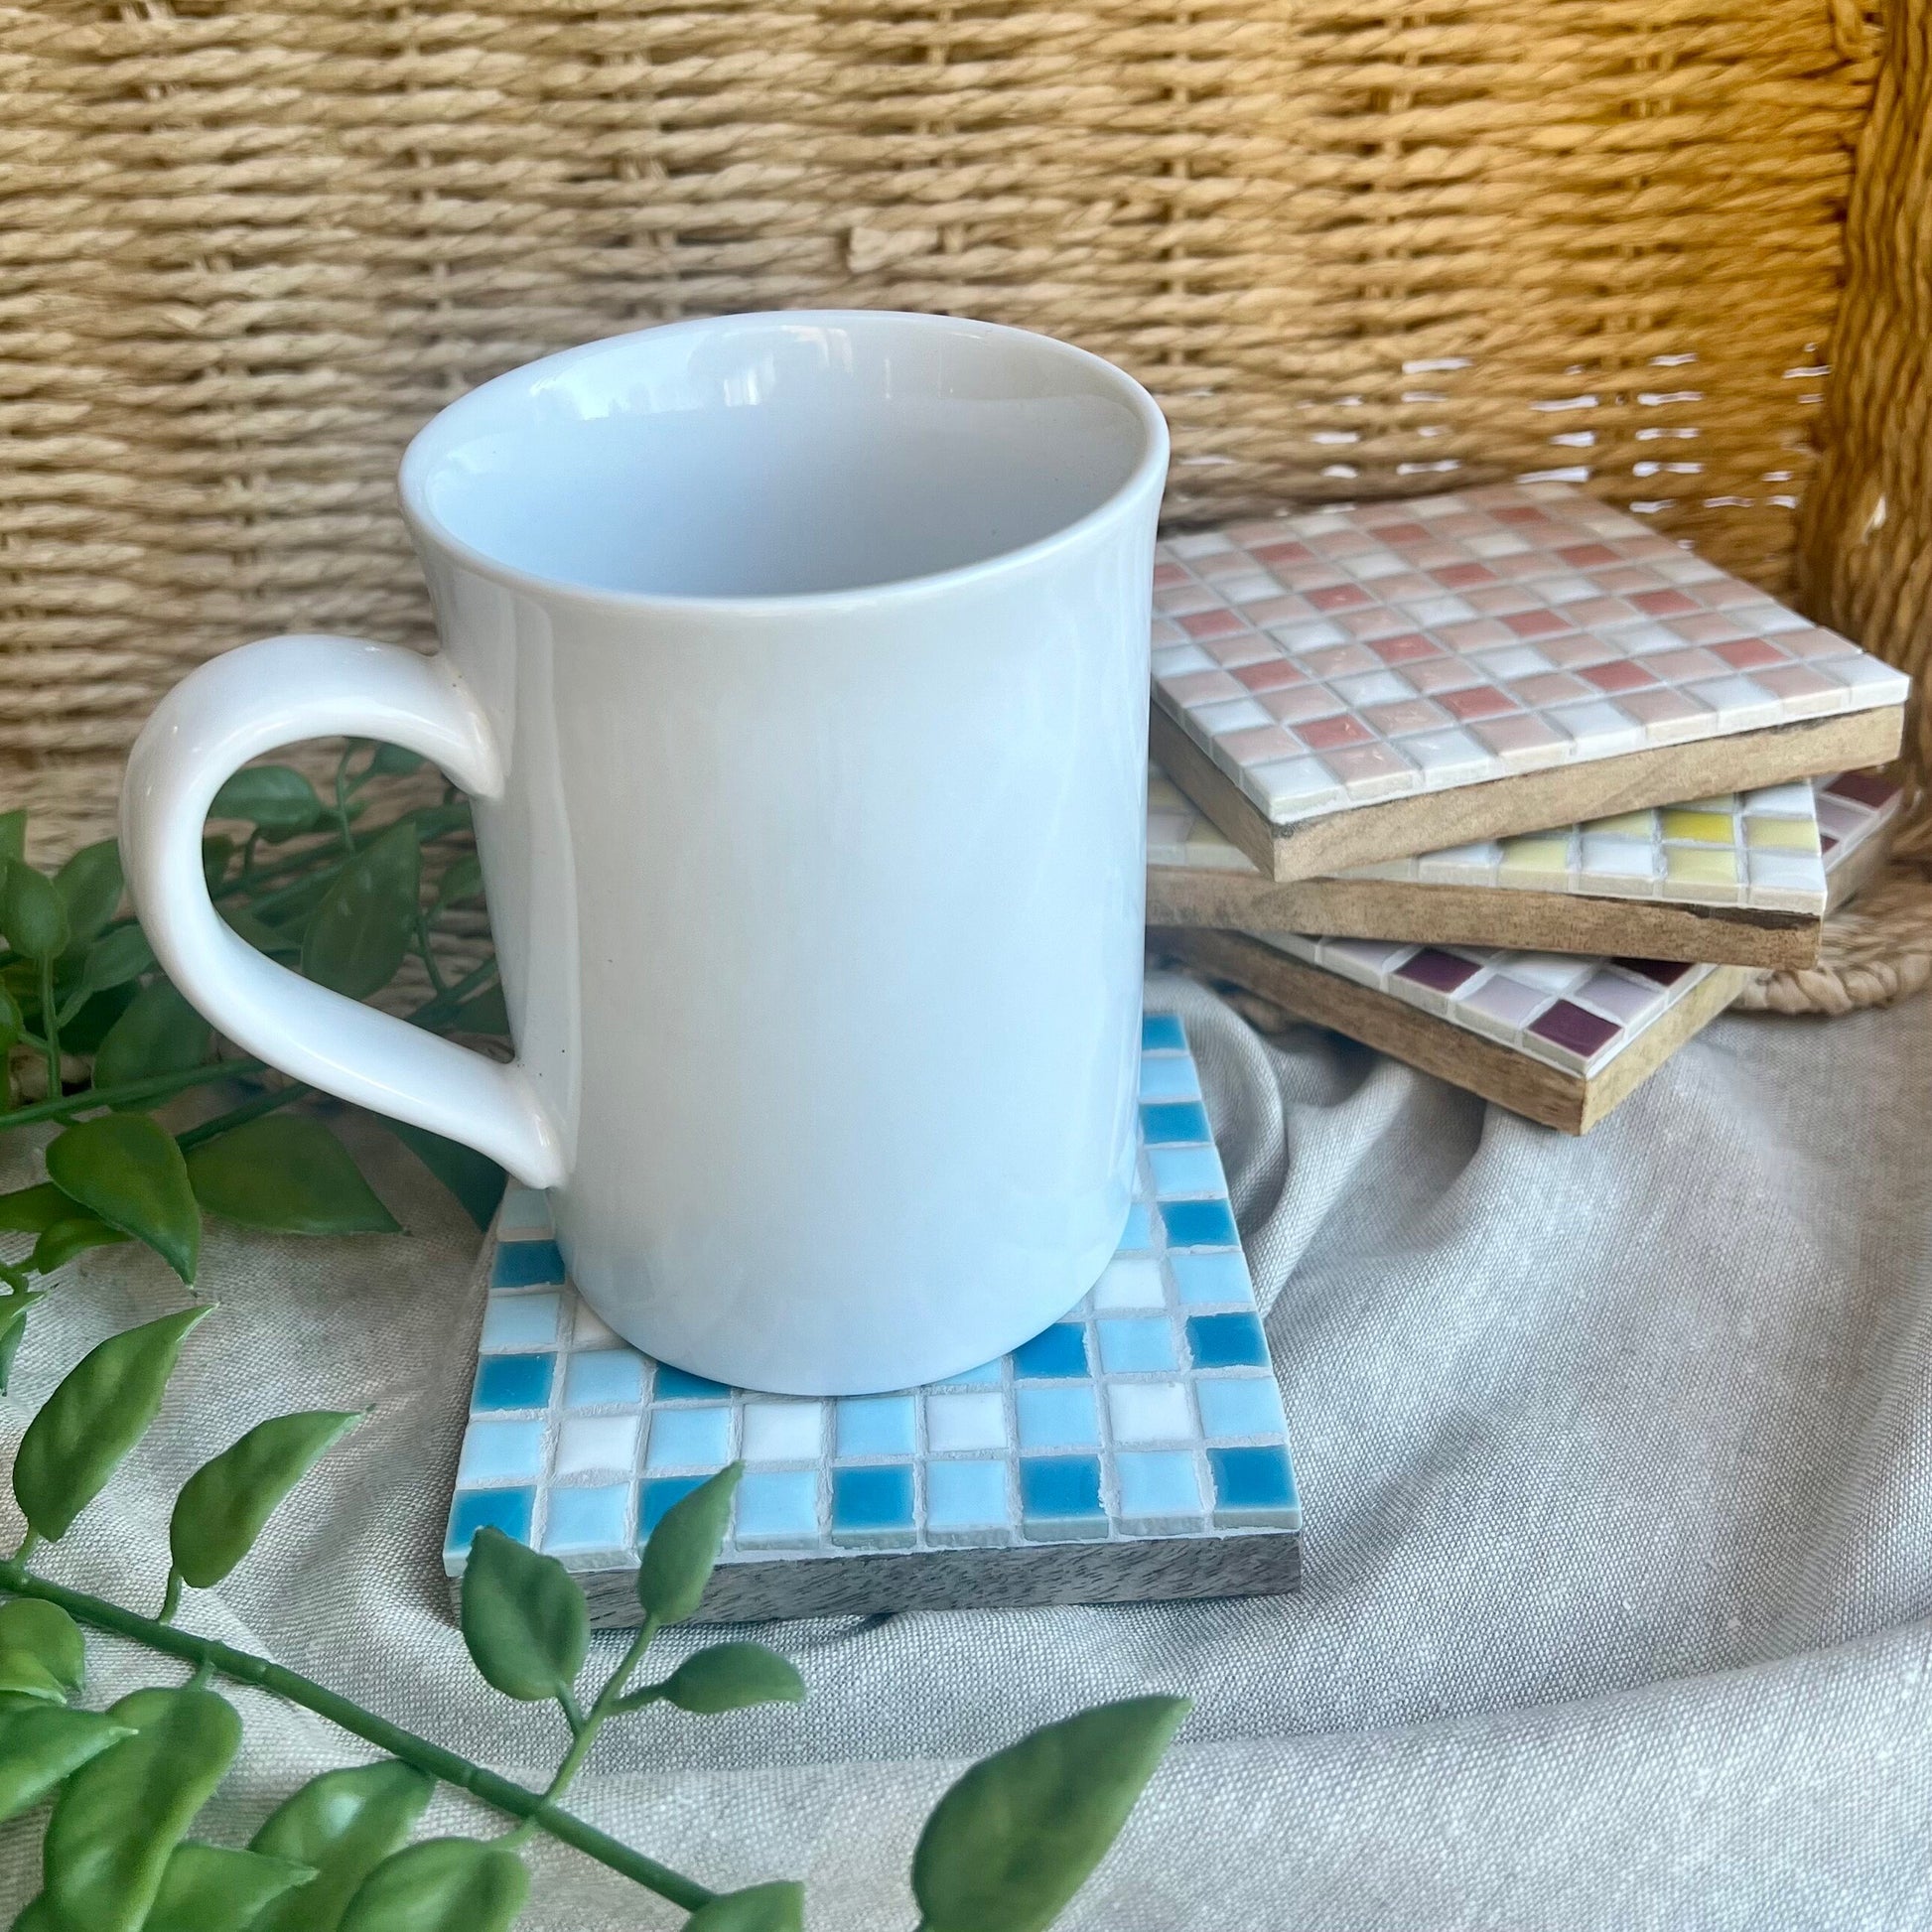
[120, 311, 1170, 1394]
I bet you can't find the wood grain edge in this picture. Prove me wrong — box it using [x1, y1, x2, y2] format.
[1145, 867, 1822, 967]
[1574, 964, 1749, 1130]
[1154, 702, 1905, 884]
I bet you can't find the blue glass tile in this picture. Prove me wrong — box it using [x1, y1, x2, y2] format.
[836, 1395, 916, 1458]
[1012, 1323, 1089, 1380]
[832, 1464, 914, 1532]
[1196, 1375, 1288, 1441]
[1161, 1198, 1240, 1249]
[640, 1475, 703, 1534]
[1141, 1013, 1187, 1052]
[1016, 1384, 1099, 1450]
[1209, 1445, 1299, 1516]
[543, 1484, 629, 1554]
[646, 1406, 732, 1470]
[1116, 1450, 1205, 1521]
[458, 1421, 544, 1486]
[1187, 1312, 1270, 1369]
[925, 1459, 1009, 1531]
[497, 1185, 551, 1234]
[1141, 1100, 1211, 1146]
[1149, 1145, 1225, 1198]
[564, 1349, 646, 1409]
[473, 1353, 553, 1412]
[934, 1357, 1003, 1387]
[654, 1364, 732, 1401]
[480, 1294, 562, 1352]
[447, 1486, 533, 1554]
[492, 1240, 566, 1289]
[1139, 1055, 1202, 1103]
[1117, 1202, 1155, 1254]
[737, 1469, 820, 1542]
[1097, 1317, 1178, 1374]
[1019, 1456, 1104, 1522]
[1170, 1250, 1256, 1307]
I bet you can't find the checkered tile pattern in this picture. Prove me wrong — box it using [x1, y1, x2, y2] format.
[1153, 482, 1910, 825]
[444, 1016, 1299, 1579]
[1242, 774, 1901, 1075]
[1149, 764, 1830, 913]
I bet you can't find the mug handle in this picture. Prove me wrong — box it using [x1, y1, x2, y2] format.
[119, 633, 565, 1187]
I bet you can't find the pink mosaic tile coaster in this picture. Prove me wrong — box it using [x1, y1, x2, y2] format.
[1153, 482, 1910, 826]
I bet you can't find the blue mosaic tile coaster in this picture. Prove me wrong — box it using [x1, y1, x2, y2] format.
[442, 1015, 1301, 1622]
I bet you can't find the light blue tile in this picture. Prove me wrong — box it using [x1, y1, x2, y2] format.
[645, 1406, 732, 1471]
[736, 1469, 821, 1544]
[457, 1421, 544, 1487]
[1209, 1445, 1301, 1527]
[492, 1240, 565, 1289]
[564, 1349, 646, 1409]
[1118, 1202, 1155, 1253]
[1016, 1384, 1098, 1450]
[542, 1484, 630, 1555]
[1116, 1450, 1205, 1524]
[832, 1465, 914, 1539]
[1149, 1145, 1226, 1199]
[480, 1294, 563, 1352]
[497, 1185, 552, 1235]
[1196, 1375, 1288, 1442]
[473, 1353, 553, 1412]
[1139, 1055, 1202, 1103]
[1098, 1317, 1178, 1374]
[1141, 1013, 1187, 1052]
[836, 1394, 916, 1458]
[925, 1458, 1010, 1532]
[934, 1358, 1003, 1387]
[1170, 1250, 1255, 1307]
[1162, 1198, 1240, 1248]
[446, 1487, 532, 1555]
[1188, 1312, 1269, 1370]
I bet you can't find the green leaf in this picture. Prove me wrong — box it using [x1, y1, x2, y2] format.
[0, 979, 20, 1055]
[58, 981, 136, 1056]
[0, 1599, 84, 1705]
[170, 1408, 362, 1589]
[90, 981, 212, 1092]
[143, 1842, 316, 1932]
[249, 1762, 435, 1932]
[384, 1122, 504, 1231]
[10, 1896, 52, 1931]
[187, 1116, 400, 1236]
[13, 1306, 210, 1539]
[0, 861, 69, 962]
[911, 1696, 1189, 1932]
[302, 822, 421, 999]
[0, 1706, 130, 1824]
[367, 744, 425, 779]
[70, 924, 155, 1002]
[52, 843, 122, 953]
[433, 856, 483, 910]
[0, 1294, 41, 1393]
[0, 1184, 72, 1234]
[203, 835, 236, 892]
[210, 765, 325, 841]
[448, 985, 508, 1037]
[0, 812, 25, 865]
[683, 1881, 806, 1931]
[339, 1839, 528, 1932]
[635, 1462, 742, 1625]
[45, 1112, 201, 1283]
[657, 1643, 805, 1717]
[43, 1686, 240, 1932]
[459, 1525, 588, 1703]
[222, 904, 304, 960]
[30, 1216, 130, 1276]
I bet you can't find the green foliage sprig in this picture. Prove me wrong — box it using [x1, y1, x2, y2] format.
[0, 745, 1188, 1926]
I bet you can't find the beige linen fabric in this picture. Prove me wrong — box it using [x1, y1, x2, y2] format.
[2, 973, 1929, 1927]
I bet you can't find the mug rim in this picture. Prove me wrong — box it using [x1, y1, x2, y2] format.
[396, 309, 1170, 616]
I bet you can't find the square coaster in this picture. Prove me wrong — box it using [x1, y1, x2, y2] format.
[444, 1016, 1300, 1623]
[1147, 762, 1829, 967]
[1155, 774, 1900, 1135]
[1152, 483, 1908, 881]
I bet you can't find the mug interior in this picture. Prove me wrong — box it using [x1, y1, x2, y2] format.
[403, 312, 1162, 601]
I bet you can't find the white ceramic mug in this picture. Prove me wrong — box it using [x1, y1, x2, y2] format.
[121, 311, 1169, 1395]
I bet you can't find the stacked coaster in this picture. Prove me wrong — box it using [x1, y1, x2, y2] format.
[445, 1015, 1301, 1624]
[1147, 483, 1910, 1131]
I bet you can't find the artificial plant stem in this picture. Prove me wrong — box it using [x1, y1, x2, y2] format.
[35, 956, 58, 1104]
[0, 1057, 269, 1133]
[174, 1080, 311, 1154]
[414, 913, 450, 997]
[0, 1563, 714, 1912]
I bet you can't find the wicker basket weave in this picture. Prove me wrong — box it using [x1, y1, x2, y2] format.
[3, 0, 1927, 1008]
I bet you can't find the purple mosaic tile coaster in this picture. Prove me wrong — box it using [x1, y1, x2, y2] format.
[1153, 482, 1910, 827]
[1241, 774, 1901, 1078]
